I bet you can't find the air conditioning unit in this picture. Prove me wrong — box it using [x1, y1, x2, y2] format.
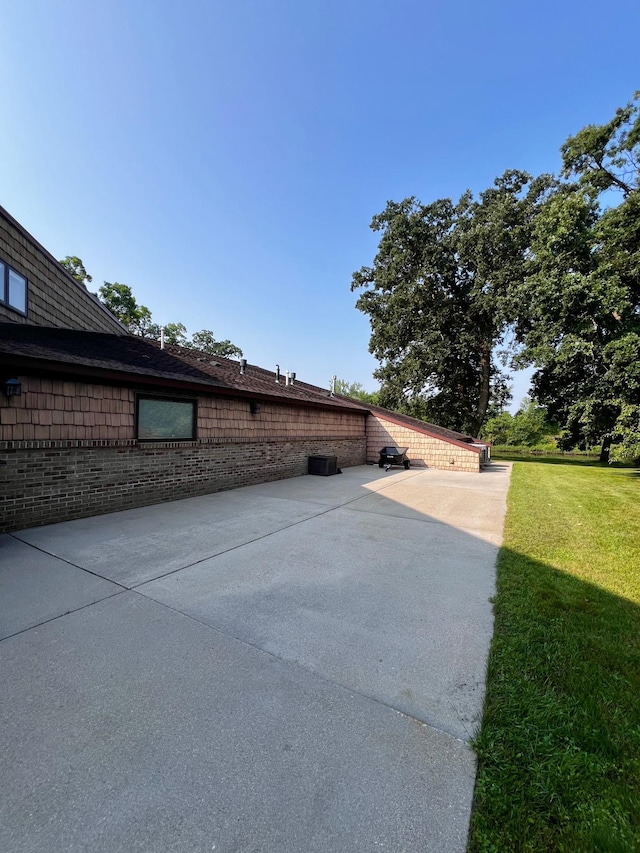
[308, 455, 338, 476]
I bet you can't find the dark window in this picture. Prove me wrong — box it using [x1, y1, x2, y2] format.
[0, 259, 27, 315]
[136, 396, 197, 440]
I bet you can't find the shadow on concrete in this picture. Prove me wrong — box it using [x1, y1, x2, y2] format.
[0, 464, 508, 853]
[8, 461, 633, 851]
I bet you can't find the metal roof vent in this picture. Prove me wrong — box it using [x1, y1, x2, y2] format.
[240, 358, 247, 375]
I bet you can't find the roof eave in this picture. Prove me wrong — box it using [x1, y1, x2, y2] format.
[0, 353, 368, 414]
[368, 409, 483, 454]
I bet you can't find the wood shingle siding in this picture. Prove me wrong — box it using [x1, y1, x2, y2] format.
[0, 207, 125, 333]
[366, 413, 481, 473]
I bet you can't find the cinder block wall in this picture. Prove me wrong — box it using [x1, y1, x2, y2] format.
[0, 208, 124, 333]
[0, 377, 366, 531]
[366, 414, 480, 473]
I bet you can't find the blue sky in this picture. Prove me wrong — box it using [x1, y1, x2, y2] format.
[2, 0, 639, 410]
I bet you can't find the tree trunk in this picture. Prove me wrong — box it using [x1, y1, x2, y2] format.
[473, 345, 491, 436]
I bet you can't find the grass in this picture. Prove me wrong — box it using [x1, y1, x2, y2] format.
[469, 458, 640, 852]
[491, 446, 600, 458]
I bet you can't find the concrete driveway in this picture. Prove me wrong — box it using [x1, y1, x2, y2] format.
[0, 463, 511, 852]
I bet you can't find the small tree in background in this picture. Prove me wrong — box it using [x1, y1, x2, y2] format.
[98, 282, 154, 336]
[145, 322, 189, 346]
[60, 255, 93, 287]
[86, 277, 243, 356]
[335, 378, 379, 404]
[186, 330, 243, 358]
[480, 399, 558, 448]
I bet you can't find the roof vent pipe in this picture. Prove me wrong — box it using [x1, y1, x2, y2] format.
[330, 374, 337, 397]
[285, 370, 290, 386]
[275, 364, 280, 384]
[291, 372, 296, 385]
[160, 326, 165, 350]
[240, 358, 247, 375]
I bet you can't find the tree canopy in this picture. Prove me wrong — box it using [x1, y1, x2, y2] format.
[351, 170, 549, 435]
[515, 92, 640, 460]
[352, 92, 640, 460]
[98, 282, 154, 335]
[60, 260, 243, 359]
[60, 256, 92, 287]
[97, 282, 244, 357]
[334, 378, 380, 404]
[187, 330, 243, 358]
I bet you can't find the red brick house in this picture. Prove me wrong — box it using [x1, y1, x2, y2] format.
[0, 205, 488, 533]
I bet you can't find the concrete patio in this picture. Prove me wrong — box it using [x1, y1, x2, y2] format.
[0, 463, 511, 852]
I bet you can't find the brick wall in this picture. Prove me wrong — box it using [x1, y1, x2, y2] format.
[0, 376, 367, 531]
[0, 208, 125, 333]
[366, 413, 480, 473]
[0, 437, 365, 532]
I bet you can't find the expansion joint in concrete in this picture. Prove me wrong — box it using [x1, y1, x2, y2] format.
[135, 590, 471, 747]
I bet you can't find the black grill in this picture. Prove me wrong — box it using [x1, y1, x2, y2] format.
[378, 446, 410, 470]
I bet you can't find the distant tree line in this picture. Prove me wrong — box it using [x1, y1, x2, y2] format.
[352, 93, 640, 463]
[480, 398, 560, 450]
[59, 260, 243, 358]
[334, 378, 380, 404]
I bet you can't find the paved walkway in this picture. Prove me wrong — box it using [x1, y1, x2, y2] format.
[0, 463, 511, 852]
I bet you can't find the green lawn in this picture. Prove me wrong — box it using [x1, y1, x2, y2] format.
[469, 458, 640, 852]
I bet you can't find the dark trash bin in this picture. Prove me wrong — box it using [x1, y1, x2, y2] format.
[378, 446, 410, 470]
[308, 455, 338, 476]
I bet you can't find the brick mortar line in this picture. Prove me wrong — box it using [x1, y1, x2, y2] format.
[0, 436, 365, 450]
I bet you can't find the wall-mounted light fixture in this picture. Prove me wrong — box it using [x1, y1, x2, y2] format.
[3, 378, 22, 398]
[250, 400, 261, 415]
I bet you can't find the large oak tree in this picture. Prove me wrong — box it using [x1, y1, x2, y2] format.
[352, 93, 640, 460]
[516, 93, 640, 459]
[351, 170, 550, 435]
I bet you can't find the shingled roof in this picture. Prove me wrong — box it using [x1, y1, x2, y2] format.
[0, 324, 367, 413]
[159, 341, 367, 411]
[0, 324, 212, 382]
[1, 324, 489, 447]
[364, 402, 484, 447]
